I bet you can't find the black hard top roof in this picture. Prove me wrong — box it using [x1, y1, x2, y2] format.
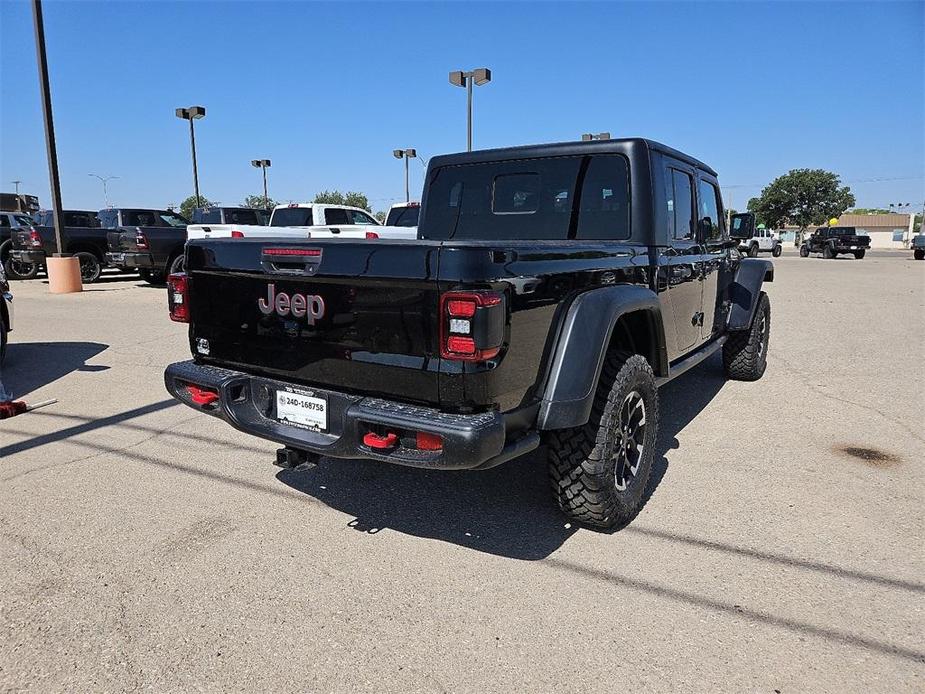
[427, 137, 717, 177]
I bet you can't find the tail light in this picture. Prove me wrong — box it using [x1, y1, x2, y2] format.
[167, 272, 189, 323]
[231, 230, 244, 238]
[28, 228, 42, 248]
[134, 227, 149, 249]
[365, 231, 379, 239]
[439, 290, 504, 361]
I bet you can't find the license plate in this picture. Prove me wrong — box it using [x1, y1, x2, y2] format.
[850, 246, 857, 250]
[276, 389, 327, 432]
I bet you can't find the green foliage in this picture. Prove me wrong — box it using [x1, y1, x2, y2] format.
[243, 194, 277, 210]
[312, 190, 372, 212]
[180, 194, 210, 220]
[374, 210, 387, 224]
[848, 208, 891, 215]
[750, 169, 855, 230]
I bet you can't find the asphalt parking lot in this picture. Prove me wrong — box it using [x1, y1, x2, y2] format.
[2, 249, 923, 692]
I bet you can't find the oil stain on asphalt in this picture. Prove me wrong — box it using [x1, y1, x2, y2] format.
[834, 445, 901, 467]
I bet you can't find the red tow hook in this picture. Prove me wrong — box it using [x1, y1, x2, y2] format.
[186, 384, 219, 406]
[363, 431, 398, 450]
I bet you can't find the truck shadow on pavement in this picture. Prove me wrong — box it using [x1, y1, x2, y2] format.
[2, 341, 109, 399]
[277, 354, 727, 561]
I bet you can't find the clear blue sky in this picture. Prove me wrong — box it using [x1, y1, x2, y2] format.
[1, 0, 922, 214]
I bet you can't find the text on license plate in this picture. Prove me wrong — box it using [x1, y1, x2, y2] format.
[276, 390, 327, 431]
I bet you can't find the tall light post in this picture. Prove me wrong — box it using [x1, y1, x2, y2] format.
[449, 68, 491, 151]
[175, 106, 206, 208]
[88, 173, 118, 208]
[581, 132, 611, 141]
[392, 149, 417, 202]
[250, 159, 271, 209]
[11, 180, 22, 194]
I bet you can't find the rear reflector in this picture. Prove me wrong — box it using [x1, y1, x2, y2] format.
[167, 272, 189, 322]
[365, 231, 379, 239]
[230, 230, 244, 238]
[262, 248, 322, 257]
[446, 335, 476, 355]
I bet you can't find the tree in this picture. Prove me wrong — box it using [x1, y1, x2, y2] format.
[313, 190, 372, 212]
[243, 194, 277, 210]
[848, 208, 890, 215]
[749, 169, 855, 245]
[180, 194, 210, 219]
[373, 210, 387, 224]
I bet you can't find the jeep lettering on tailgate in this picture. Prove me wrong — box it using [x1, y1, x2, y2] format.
[258, 283, 325, 324]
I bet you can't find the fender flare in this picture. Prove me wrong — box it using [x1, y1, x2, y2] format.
[537, 285, 667, 431]
[727, 258, 773, 331]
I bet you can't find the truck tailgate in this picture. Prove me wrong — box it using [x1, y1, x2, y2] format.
[185, 238, 442, 405]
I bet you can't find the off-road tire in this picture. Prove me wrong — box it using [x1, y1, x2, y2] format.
[799, 245, 809, 258]
[748, 243, 759, 258]
[167, 253, 184, 277]
[772, 244, 782, 258]
[915, 249, 925, 261]
[75, 252, 102, 283]
[546, 351, 659, 530]
[853, 249, 865, 260]
[723, 292, 770, 381]
[823, 245, 835, 259]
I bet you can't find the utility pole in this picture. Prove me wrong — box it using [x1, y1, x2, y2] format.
[392, 149, 417, 202]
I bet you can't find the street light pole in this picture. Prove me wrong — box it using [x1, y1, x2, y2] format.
[88, 173, 118, 208]
[392, 149, 417, 202]
[11, 180, 21, 195]
[449, 68, 492, 152]
[175, 106, 206, 208]
[31, 0, 65, 257]
[250, 159, 271, 209]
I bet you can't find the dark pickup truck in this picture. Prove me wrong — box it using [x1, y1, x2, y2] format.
[1, 210, 39, 279]
[104, 208, 190, 282]
[190, 207, 267, 226]
[799, 226, 871, 259]
[10, 209, 107, 282]
[164, 138, 774, 529]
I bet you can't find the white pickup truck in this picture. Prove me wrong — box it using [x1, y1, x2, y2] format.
[187, 203, 416, 241]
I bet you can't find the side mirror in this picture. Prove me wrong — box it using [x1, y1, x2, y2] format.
[729, 212, 755, 240]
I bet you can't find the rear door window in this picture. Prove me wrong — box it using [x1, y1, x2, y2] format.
[324, 208, 349, 225]
[667, 169, 695, 240]
[575, 155, 630, 240]
[697, 178, 723, 241]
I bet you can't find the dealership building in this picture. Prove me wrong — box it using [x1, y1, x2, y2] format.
[780, 213, 917, 248]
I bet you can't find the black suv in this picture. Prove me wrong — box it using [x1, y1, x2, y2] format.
[164, 138, 773, 529]
[800, 226, 871, 259]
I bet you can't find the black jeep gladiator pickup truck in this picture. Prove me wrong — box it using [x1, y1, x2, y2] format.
[799, 226, 871, 259]
[10, 209, 107, 282]
[164, 138, 773, 529]
[104, 208, 190, 283]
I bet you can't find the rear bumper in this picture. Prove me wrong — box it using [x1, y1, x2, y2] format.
[833, 244, 870, 252]
[164, 360, 534, 470]
[106, 252, 155, 269]
[10, 250, 45, 264]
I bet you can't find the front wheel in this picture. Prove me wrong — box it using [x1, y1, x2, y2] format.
[799, 245, 810, 258]
[854, 249, 866, 260]
[747, 244, 759, 258]
[546, 351, 659, 530]
[914, 249, 925, 261]
[723, 292, 770, 381]
[772, 244, 782, 258]
[75, 252, 102, 283]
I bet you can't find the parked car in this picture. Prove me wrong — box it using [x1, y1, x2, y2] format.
[163, 137, 774, 530]
[912, 234, 925, 260]
[0, 261, 12, 365]
[103, 208, 190, 283]
[0, 211, 40, 280]
[799, 226, 870, 259]
[190, 207, 266, 226]
[186, 203, 417, 241]
[9, 209, 107, 282]
[732, 215, 782, 257]
[385, 201, 420, 228]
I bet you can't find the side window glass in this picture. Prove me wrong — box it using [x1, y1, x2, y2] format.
[575, 155, 630, 240]
[697, 179, 723, 241]
[325, 208, 349, 225]
[668, 169, 694, 240]
[349, 210, 376, 225]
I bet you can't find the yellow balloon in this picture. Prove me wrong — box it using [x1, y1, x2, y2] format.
[828, 217, 840, 226]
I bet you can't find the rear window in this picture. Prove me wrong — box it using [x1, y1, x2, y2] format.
[121, 209, 188, 227]
[223, 208, 259, 225]
[386, 205, 420, 227]
[420, 154, 629, 241]
[271, 207, 314, 226]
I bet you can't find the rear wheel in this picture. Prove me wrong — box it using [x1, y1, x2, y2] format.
[723, 292, 770, 381]
[915, 249, 924, 260]
[546, 351, 659, 530]
[75, 252, 102, 283]
[3, 256, 39, 280]
[167, 253, 184, 277]
[748, 243, 759, 257]
[772, 244, 782, 258]
[823, 245, 835, 259]
[853, 249, 865, 259]
[799, 245, 809, 258]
